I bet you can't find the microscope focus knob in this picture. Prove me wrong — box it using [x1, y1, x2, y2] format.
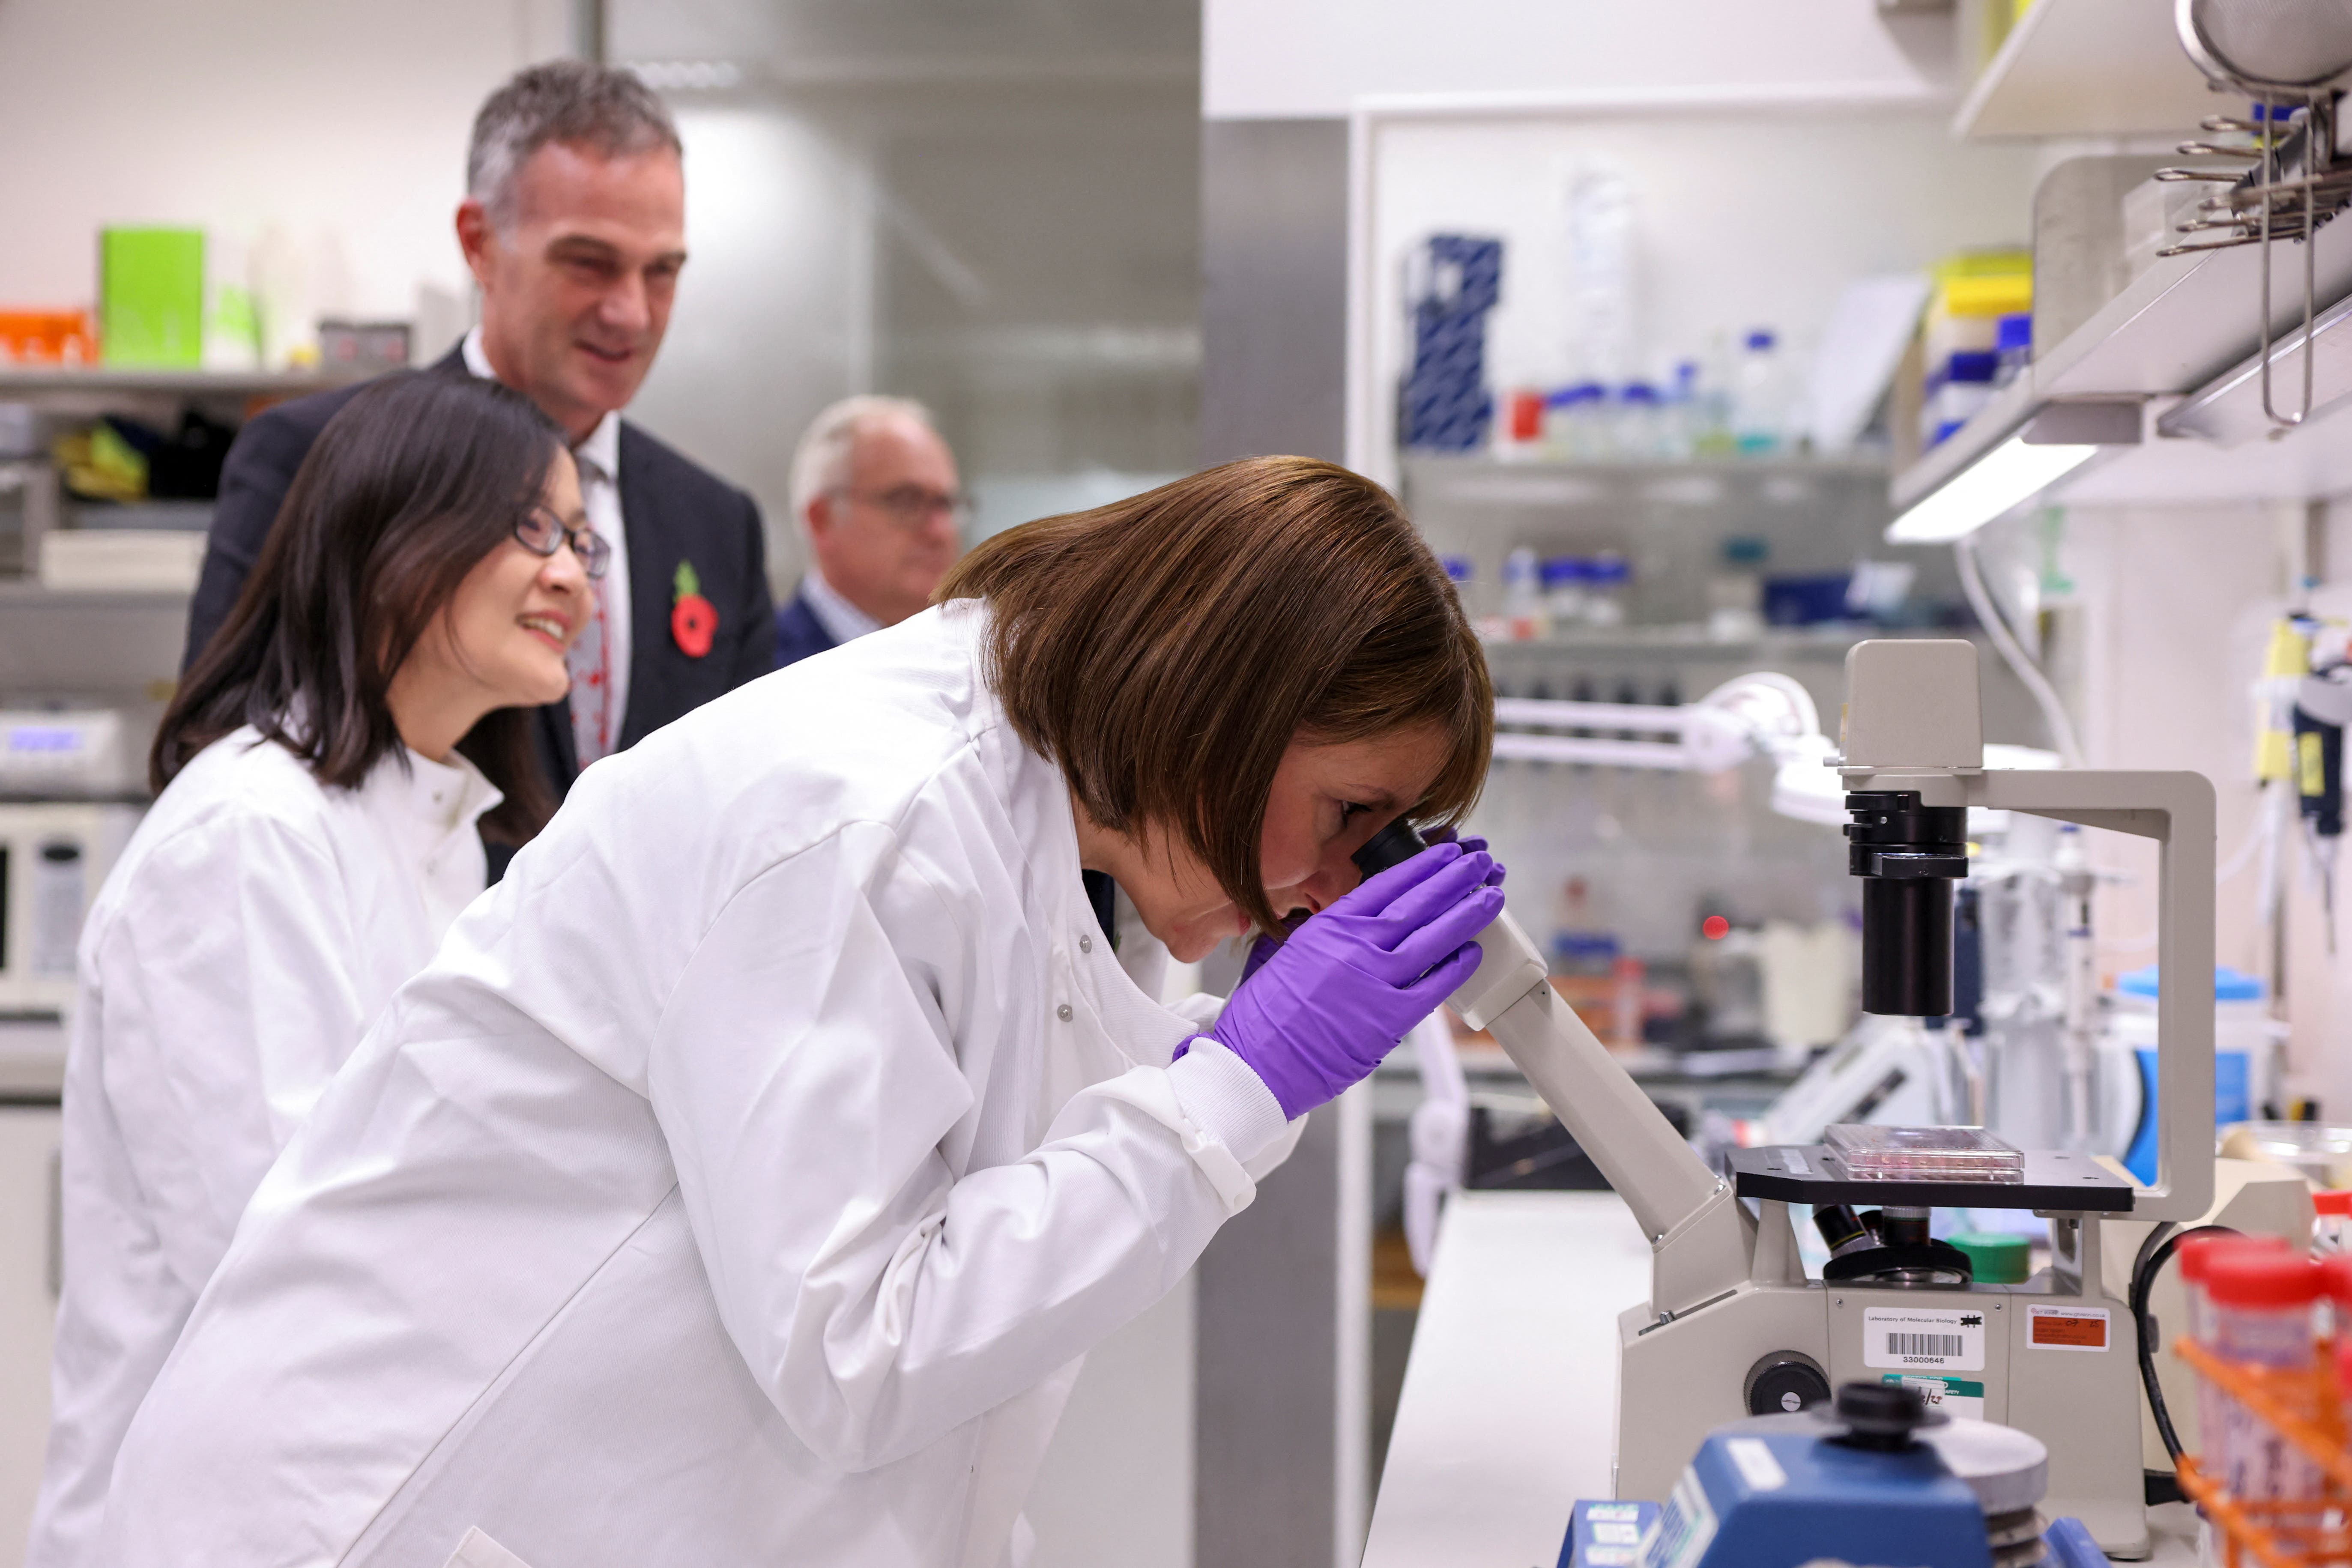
[1831, 1380, 1936, 1450]
[1743, 1351, 1831, 1416]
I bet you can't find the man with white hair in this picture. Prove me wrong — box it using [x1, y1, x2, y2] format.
[773, 395, 965, 667]
[183, 60, 774, 813]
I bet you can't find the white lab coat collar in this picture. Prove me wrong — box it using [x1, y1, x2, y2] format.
[362, 745, 501, 866]
[798, 568, 883, 647]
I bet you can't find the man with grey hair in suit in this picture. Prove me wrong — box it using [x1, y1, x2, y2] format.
[771, 395, 967, 668]
[182, 60, 774, 810]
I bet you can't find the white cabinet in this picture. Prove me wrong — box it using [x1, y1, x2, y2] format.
[0, 1105, 58, 1568]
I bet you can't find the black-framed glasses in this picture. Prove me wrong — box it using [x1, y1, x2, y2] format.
[514, 506, 611, 579]
[835, 485, 972, 531]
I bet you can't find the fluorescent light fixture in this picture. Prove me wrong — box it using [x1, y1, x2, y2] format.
[1884, 435, 2098, 543]
[1887, 398, 2140, 545]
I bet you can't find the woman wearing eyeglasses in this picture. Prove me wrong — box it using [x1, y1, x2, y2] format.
[27, 369, 599, 1568]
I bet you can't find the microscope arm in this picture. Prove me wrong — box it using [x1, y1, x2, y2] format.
[1448, 911, 1757, 1318]
[1849, 766, 2218, 1223]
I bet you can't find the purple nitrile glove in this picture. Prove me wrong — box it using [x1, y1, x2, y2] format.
[1235, 828, 1505, 986]
[1208, 842, 1506, 1120]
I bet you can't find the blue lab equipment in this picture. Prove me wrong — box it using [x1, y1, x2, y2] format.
[1402, 235, 1503, 452]
[1563, 1382, 2064, 1568]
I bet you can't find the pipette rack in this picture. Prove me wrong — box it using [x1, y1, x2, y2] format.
[2174, 1337, 2352, 1568]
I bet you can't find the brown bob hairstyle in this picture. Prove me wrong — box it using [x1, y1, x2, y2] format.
[154, 369, 565, 843]
[937, 455, 1493, 931]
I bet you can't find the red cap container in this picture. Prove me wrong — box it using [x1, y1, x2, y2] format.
[2180, 1232, 2292, 1286]
[2319, 1254, 2352, 1306]
[2207, 1250, 2321, 1309]
[2316, 1190, 2352, 1219]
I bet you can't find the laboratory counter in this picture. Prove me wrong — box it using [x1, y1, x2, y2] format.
[1362, 1191, 2201, 1568]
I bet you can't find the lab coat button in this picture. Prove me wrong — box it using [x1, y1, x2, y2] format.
[1056, 1003, 1073, 1022]
[1079, 935, 1094, 954]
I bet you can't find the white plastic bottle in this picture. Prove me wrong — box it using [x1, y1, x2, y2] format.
[1500, 546, 1545, 640]
[1541, 557, 1587, 630]
[1732, 329, 1786, 456]
[1585, 553, 1631, 627]
[1565, 165, 1638, 392]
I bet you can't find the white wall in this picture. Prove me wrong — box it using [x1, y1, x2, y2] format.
[0, 0, 570, 317]
[1203, 0, 1954, 121]
[623, 102, 873, 586]
[2035, 501, 2350, 1118]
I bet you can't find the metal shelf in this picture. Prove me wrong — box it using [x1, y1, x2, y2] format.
[0, 367, 367, 397]
[1890, 182, 2352, 512]
[1953, 0, 2223, 140]
[1480, 624, 1967, 663]
[1406, 453, 1890, 512]
[0, 579, 190, 608]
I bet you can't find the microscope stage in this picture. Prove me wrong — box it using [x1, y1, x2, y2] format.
[1726, 1146, 2135, 1212]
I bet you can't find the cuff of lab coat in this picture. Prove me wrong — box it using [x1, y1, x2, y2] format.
[1166, 1038, 1290, 1168]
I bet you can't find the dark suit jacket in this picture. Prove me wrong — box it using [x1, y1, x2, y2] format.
[185, 346, 777, 801]
[771, 587, 839, 670]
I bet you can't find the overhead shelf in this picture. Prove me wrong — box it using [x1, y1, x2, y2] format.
[1481, 624, 1967, 664]
[1405, 454, 1888, 513]
[0, 366, 368, 397]
[1954, 0, 2227, 140]
[1892, 186, 2352, 512]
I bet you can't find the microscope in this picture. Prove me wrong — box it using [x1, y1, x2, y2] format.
[1359, 640, 2215, 1556]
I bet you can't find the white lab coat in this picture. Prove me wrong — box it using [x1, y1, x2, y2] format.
[99, 602, 1301, 1568]
[30, 728, 499, 1568]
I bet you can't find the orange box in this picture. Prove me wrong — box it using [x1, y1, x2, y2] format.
[0, 310, 97, 365]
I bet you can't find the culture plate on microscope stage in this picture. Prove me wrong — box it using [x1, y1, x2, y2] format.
[1822, 1124, 2024, 1183]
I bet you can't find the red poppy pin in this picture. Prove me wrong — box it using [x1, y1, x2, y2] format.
[671, 560, 717, 659]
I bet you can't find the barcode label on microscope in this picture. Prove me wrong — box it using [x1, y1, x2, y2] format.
[1886, 1332, 1963, 1357]
[1863, 1306, 1986, 1371]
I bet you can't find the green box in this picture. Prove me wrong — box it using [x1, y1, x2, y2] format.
[99, 227, 205, 367]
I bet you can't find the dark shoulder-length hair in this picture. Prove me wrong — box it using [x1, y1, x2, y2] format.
[936, 455, 1493, 932]
[155, 369, 565, 844]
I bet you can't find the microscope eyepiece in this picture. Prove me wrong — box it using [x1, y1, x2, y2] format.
[1845, 790, 1969, 1018]
[1353, 817, 1431, 878]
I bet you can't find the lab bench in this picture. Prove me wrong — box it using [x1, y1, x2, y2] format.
[1361, 1190, 2203, 1568]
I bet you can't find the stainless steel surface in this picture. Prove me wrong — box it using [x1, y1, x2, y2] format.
[1195, 113, 1354, 1568]
[1200, 119, 1348, 467]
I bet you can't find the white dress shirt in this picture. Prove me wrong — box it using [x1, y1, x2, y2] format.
[799, 567, 882, 647]
[463, 328, 632, 749]
[30, 729, 500, 1568]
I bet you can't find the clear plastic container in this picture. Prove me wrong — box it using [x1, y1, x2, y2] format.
[1540, 557, 1587, 629]
[1500, 546, 1545, 639]
[2180, 1233, 2292, 1469]
[1663, 361, 1701, 460]
[1822, 1124, 2024, 1183]
[2206, 1248, 2323, 1501]
[2316, 1190, 2351, 1256]
[1994, 314, 2032, 388]
[1731, 329, 1785, 455]
[1707, 537, 1767, 642]
[1545, 382, 1610, 461]
[1585, 553, 1630, 628]
[1614, 382, 1664, 460]
[2319, 1253, 2352, 1342]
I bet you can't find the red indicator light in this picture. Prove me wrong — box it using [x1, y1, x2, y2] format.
[1701, 915, 1730, 941]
